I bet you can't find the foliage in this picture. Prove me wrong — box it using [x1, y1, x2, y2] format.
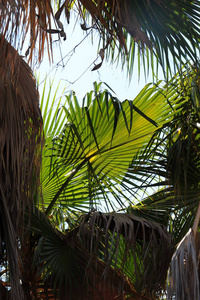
[40, 81, 182, 217]
[128, 63, 200, 299]
[0, 37, 42, 300]
[1, 1, 200, 300]
[1, 1, 200, 77]
[24, 74, 192, 299]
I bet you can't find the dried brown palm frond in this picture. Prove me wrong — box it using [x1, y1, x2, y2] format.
[0, 0, 147, 60]
[167, 228, 200, 300]
[167, 203, 200, 300]
[0, 37, 42, 299]
[79, 0, 152, 49]
[0, 0, 55, 63]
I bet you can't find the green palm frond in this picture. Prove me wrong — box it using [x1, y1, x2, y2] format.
[126, 63, 200, 246]
[30, 211, 85, 295]
[40, 81, 182, 215]
[73, 0, 200, 78]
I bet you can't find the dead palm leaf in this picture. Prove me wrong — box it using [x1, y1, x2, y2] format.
[167, 219, 200, 299]
[0, 37, 42, 299]
[0, 0, 55, 63]
[167, 202, 200, 300]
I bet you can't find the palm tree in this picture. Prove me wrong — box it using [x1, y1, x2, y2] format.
[1, 55, 200, 299]
[1, 1, 200, 299]
[128, 63, 200, 299]
[0, 74, 181, 298]
[14, 78, 184, 299]
[25, 63, 200, 299]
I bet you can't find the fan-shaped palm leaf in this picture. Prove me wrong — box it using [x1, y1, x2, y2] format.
[81, 0, 200, 77]
[123, 63, 200, 299]
[79, 210, 173, 298]
[128, 63, 200, 233]
[25, 203, 172, 299]
[27, 208, 145, 299]
[39, 81, 182, 216]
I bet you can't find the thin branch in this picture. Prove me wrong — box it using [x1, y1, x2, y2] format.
[39, 29, 93, 86]
[61, 56, 98, 85]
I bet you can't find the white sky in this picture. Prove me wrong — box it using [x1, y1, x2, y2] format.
[34, 15, 162, 103]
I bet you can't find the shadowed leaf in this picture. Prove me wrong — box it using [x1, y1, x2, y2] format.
[79, 210, 174, 298]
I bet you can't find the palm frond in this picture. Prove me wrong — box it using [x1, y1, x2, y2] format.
[0, 37, 42, 299]
[78, 0, 200, 77]
[27, 208, 138, 299]
[1, 1, 200, 77]
[39, 80, 182, 215]
[167, 229, 200, 300]
[123, 64, 200, 245]
[0, 0, 56, 63]
[167, 201, 200, 300]
[79, 210, 173, 298]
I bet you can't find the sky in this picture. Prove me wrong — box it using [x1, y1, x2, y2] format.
[34, 14, 160, 105]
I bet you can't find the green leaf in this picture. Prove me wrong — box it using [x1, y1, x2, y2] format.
[40, 81, 182, 215]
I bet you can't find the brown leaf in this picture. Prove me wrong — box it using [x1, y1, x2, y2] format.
[25, 46, 31, 57]
[81, 23, 89, 31]
[65, 8, 70, 24]
[60, 31, 67, 41]
[91, 62, 102, 71]
[55, 5, 65, 31]
[56, 19, 64, 31]
[37, 12, 66, 40]
[44, 28, 61, 34]
[98, 48, 104, 61]
[55, 6, 64, 21]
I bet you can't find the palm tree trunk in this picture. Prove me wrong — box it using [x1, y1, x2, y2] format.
[193, 202, 200, 240]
